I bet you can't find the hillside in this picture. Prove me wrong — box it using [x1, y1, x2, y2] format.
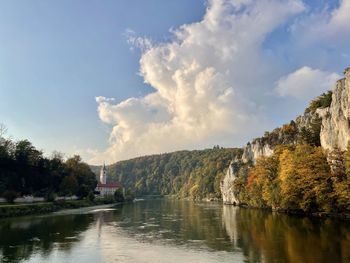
[221, 68, 350, 214]
[94, 68, 350, 213]
[101, 148, 242, 199]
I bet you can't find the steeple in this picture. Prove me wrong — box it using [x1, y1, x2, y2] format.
[99, 162, 107, 184]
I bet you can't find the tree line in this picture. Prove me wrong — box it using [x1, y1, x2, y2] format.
[106, 147, 242, 200]
[0, 125, 97, 202]
[234, 143, 350, 213]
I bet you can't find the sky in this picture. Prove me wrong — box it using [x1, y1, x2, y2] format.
[0, 0, 349, 165]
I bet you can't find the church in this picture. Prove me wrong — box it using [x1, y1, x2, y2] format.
[95, 164, 123, 197]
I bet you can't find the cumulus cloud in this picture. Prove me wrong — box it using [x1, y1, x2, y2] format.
[88, 0, 308, 164]
[87, 0, 350, 164]
[275, 67, 340, 99]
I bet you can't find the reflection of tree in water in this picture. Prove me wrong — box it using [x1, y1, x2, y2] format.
[113, 199, 350, 262]
[0, 214, 93, 263]
[2, 201, 349, 263]
[113, 199, 234, 251]
[222, 206, 350, 263]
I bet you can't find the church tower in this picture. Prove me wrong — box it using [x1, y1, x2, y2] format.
[99, 163, 107, 184]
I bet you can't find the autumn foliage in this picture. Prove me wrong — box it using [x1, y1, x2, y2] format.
[241, 144, 350, 213]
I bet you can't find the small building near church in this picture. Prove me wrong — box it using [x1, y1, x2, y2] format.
[95, 163, 124, 197]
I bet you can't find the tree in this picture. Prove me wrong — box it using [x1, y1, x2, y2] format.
[114, 188, 125, 202]
[246, 156, 279, 208]
[279, 145, 332, 212]
[331, 144, 350, 211]
[59, 176, 78, 196]
[65, 155, 97, 198]
[298, 117, 322, 146]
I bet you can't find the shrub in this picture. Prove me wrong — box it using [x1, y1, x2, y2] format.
[87, 191, 95, 202]
[46, 191, 56, 202]
[114, 188, 125, 203]
[305, 91, 332, 113]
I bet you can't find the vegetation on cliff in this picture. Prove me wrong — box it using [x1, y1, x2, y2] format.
[305, 91, 333, 114]
[106, 148, 242, 200]
[234, 143, 350, 213]
[231, 89, 350, 214]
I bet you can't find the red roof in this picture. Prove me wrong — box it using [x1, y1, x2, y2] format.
[96, 183, 123, 188]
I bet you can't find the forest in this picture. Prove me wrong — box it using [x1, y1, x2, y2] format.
[0, 125, 97, 202]
[232, 92, 350, 213]
[234, 143, 350, 213]
[105, 147, 242, 200]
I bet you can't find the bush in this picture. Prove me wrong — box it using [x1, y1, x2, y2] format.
[114, 189, 125, 203]
[46, 191, 56, 202]
[305, 91, 332, 113]
[87, 191, 95, 202]
[125, 189, 135, 202]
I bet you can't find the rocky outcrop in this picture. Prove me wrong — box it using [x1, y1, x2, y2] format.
[221, 67, 350, 204]
[241, 110, 322, 164]
[241, 140, 274, 163]
[319, 68, 350, 151]
[220, 160, 240, 205]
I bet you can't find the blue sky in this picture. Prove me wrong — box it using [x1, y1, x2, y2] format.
[0, 0, 206, 157]
[0, 0, 349, 164]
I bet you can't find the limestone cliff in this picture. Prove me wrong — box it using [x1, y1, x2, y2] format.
[241, 139, 274, 163]
[220, 160, 240, 205]
[319, 68, 350, 151]
[221, 67, 350, 204]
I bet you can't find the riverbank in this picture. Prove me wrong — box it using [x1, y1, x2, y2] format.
[233, 203, 350, 220]
[0, 199, 118, 218]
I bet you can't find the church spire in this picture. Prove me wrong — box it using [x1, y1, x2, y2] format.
[99, 162, 107, 184]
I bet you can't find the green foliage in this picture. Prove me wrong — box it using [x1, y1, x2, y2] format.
[305, 91, 332, 113]
[114, 189, 125, 202]
[125, 189, 135, 202]
[87, 191, 95, 202]
[0, 126, 97, 200]
[59, 176, 78, 196]
[298, 116, 322, 146]
[45, 191, 56, 202]
[105, 148, 242, 200]
[257, 121, 298, 147]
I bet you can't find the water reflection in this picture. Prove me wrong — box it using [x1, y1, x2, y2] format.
[222, 206, 350, 263]
[0, 200, 349, 263]
[0, 213, 93, 262]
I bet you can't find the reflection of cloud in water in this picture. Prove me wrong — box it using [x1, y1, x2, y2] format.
[97, 224, 244, 263]
[88, 210, 244, 263]
[89, 208, 117, 213]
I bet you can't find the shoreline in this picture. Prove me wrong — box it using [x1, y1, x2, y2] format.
[223, 202, 350, 220]
[0, 199, 119, 219]
[3, 196, 350, 221]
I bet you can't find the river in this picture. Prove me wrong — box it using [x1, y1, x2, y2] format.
[0, 199, 349, 263]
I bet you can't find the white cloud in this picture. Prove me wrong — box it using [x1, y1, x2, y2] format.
[275, 66, 340, 99]
[125, 29, 153, 52]
[292, 0, 350, 45]
[88, 0, 307, 164]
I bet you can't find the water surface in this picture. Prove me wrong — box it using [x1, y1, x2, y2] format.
[0, 199, 349, 263]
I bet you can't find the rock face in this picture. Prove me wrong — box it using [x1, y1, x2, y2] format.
[319, 68, 350, 151]
[241, 139, 274, 163]
[220, 160, 240, 205]
[221, 67, 350, 204]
